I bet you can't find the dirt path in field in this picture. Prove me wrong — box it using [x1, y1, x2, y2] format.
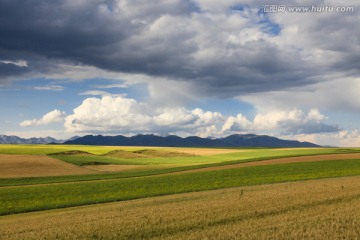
[170, 153, 360, 174]
[0, 154, 97, 178]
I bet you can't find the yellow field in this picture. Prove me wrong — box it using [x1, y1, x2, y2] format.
[1, 176, 360, 239]
[0, 154, 96, 178]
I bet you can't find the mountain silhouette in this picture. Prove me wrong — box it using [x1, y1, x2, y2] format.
[64, 134, 320, 147]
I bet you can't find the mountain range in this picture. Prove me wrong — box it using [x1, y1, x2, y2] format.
[0, 135, 64, 144]
[64, 134, 320, 148]
[0, 134, 320, 147]
[0, 135, 82, 144]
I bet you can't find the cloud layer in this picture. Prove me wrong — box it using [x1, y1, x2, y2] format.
[21, 96, 336, 138]
[1, 0, 358, 97]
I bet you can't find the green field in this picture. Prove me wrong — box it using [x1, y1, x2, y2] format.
[1, 145, 360, 239]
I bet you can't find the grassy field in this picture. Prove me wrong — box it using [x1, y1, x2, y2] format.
[1, 144, 360, 239]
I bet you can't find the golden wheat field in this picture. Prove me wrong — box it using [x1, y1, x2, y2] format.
[1, 176, 360, 240]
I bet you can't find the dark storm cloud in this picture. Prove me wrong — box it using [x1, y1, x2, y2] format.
[0, 62, 29, 78]
[0, 1, 127, 62]
[0, 0, 356, 96]
[296, 11, 360, 75]
[0, 0, 197, 73]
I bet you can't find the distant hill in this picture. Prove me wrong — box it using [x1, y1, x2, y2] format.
[64, 134, 320, 148]
[0, 135, 63, 144]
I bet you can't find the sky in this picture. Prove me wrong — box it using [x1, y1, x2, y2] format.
[0, 0, 359, 146]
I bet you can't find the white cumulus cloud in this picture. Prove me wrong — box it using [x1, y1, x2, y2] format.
[64, 96, 224, 136]
[222, 108, 339, 135]
[222, 114, 252, 132]
[20, 109, 66, 127]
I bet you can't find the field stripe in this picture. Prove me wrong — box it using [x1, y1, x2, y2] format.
[2, 153, 360, 188]
[2, 159, 360, 216]
[168, 153, 360, 174]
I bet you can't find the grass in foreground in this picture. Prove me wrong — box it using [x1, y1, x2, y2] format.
[1, 159, 360, 216]
[1, 176, 360, 240]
